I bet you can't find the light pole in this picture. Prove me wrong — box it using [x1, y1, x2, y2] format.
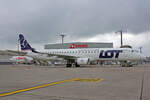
[139, 47, 143, 53]
[115, 30, 123, 47]
[59, 33, 66, 49]
[18, 39, 20, 55]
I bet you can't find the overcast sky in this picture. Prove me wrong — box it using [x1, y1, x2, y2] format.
[0, 0, 150, 55]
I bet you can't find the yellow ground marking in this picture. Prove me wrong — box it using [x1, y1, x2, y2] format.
[72, 78, 104, 82]
[0, 78, 103, 97]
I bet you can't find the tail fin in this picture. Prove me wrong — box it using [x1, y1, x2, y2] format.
[19, 33, 37, 53]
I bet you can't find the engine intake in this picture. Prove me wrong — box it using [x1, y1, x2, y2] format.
[77, 58, 90, 65]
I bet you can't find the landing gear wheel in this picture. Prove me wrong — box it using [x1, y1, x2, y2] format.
[75, 63, 80, 67]
[66, 64, 72, 67]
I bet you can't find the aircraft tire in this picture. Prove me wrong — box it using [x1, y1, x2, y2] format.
[75, 63, 80, 67]
[66, 64, 72, 67]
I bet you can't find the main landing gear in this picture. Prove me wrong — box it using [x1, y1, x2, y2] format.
[66, 60, 80, 67]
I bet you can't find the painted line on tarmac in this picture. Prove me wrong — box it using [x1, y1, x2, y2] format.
[0, 78, 103, 97]
[72, 78, 104, 82]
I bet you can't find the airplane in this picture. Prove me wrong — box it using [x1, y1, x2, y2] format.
[18, 33, 146, 67]
[9, 56, 34, 64]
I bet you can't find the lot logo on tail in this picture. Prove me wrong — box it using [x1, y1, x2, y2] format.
[19, 34, 32, 51]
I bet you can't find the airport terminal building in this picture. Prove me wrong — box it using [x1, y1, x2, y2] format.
[44, 42, 113, 49]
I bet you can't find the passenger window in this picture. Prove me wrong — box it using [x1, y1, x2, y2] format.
[82, 50, 84, 53]
[97, 50, 99, 53]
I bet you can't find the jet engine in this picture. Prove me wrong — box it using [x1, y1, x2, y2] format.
[77, 58, 90, 65]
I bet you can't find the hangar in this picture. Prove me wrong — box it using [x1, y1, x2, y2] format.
[44, 42, 113, 49]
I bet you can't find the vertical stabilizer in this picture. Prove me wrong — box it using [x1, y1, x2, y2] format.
[19, 34, 33, 52]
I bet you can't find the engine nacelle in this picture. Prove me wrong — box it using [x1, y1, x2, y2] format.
[77, 58, 90, 65]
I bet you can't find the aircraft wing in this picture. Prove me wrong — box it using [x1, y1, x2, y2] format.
[53, 54, 77, 59]
[0, 50, 26, 56]
[6, 50, 27, 55]
[37, 52, 78, 60]
[47, 53, 77, 59]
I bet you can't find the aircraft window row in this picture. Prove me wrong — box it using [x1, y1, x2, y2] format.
[131, 50, 139, 53]
[48, 50, 99, 54]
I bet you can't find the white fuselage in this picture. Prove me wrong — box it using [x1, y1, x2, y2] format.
[36, 48, 144, 61]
